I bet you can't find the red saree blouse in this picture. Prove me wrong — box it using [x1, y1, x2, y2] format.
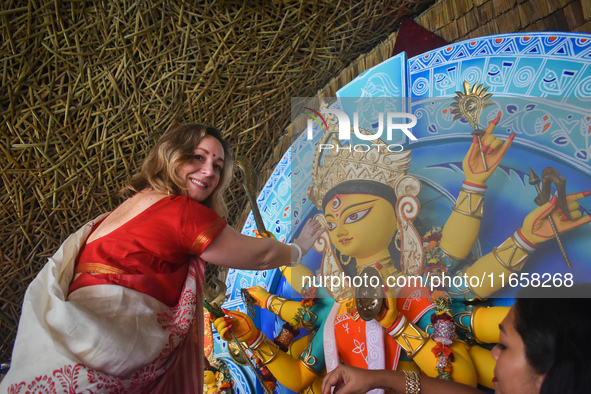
[69, 195, 226, 306]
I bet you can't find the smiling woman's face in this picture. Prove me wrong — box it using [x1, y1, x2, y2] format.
[176, 135, 225, 203]
[324, 193, 397, 260]
[491, 307, 544, 394]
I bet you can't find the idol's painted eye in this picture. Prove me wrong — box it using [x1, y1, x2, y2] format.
[327, 221, 337, 231]
[344, 207, 371, 224]
[330, 196, 342, 211]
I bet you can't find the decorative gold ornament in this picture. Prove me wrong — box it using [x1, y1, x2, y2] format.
[248, 336, 280, 365]
[451, 81, 495, 171]
[393, 320, 430, 358]
[451, 81, 494, 129]
[452, 185, 486, 218]
[309, 102, 421, 210]
[396, 194, 425, 276]
[355, 266, 384, 321]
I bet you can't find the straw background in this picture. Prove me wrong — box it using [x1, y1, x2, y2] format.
[2, 0, 590, 363]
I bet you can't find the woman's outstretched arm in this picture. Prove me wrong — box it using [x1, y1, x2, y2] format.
[321, 365, 483, 394]
[201, 218, 324, 270]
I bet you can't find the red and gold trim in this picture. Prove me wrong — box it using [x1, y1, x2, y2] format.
[75, 262, 129, 275]
[191, 216, 226, 254]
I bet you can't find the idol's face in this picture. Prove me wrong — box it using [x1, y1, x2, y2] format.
[324, 193, 397, 260]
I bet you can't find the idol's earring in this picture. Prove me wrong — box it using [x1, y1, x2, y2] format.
[394, 230, 401, 251]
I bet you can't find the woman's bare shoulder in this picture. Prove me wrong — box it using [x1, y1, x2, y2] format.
[129, 189, 169, 206]
[86, 189, 169, 243]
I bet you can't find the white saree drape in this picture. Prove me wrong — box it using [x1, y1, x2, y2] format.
[0, 215, 205, 394]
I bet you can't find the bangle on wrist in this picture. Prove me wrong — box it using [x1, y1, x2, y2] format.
[388, 317, 429, 358]
[462, 181, 487, 192]
[453, 181, 487, 218]
[247, 333, 280, 365]
[264, 294, 273, 310]
[267, 295, 289, 316]
[387, 315, 407, 337]
[246, 330, 264, 347]
[491, 231, 535, 273]
[403, 370, 421, 394]
[385, 315, 404, 334]
[515, 228, 538, 252]
[288, 242, 303, 267]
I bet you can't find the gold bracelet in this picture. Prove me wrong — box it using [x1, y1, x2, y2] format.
[451, 304, 485, 344]
[492, 232, 532, 273]
[391, 320, 430, 358]
[437, 243, 465, 263]
[249, 335, 280, 365]
[267, 295, 289, 316]
[470, 305, 487, 344]
[388, 316, 409, 338]
[452, 187, 485, 219]
[246, 330, 265, 349]
[301, 386, 314, 394]
[403, 370, 421, 394]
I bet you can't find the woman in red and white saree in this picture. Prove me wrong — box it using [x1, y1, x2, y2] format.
[0, 124, 323, 394]
[3, 197, 223, 393]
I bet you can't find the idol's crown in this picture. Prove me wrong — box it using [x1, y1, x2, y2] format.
[309, 104, 420, 209]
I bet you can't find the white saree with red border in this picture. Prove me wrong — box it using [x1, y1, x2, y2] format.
[1, 215, 205, 394]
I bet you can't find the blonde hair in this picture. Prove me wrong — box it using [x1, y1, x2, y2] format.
[121, 123, 234, 219]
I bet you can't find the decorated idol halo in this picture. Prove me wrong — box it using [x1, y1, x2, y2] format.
[309, 102, 421, 211]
